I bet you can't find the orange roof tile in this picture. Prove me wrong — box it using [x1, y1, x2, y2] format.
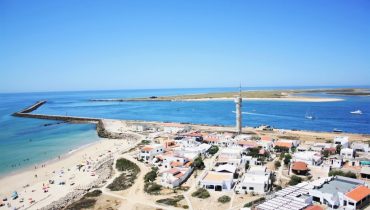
[142, 146, 153, 152]
[171, 161, 184, 167]
[292, 161, 308, 171]
[304, 205, 323, 210]
[238, 140, 258, 147]
[184, 161, 193, 167]
[202, 171, 233, 182]
[261, 136, 272, 141]
[275, 141, 293, 148]
[346, 185, 370, 202]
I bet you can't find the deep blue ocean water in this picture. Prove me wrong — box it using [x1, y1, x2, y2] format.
[0, 87, 369, 175]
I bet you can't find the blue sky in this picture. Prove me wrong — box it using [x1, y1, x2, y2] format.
[0, 0, 369, 92]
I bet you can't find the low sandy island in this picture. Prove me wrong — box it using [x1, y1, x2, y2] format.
[181, 96, 343, 102]
[90, 89, 349, 103]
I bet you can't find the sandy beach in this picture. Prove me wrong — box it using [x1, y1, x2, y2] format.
[181, 96, 344, 102]
[0, 120, 141, 209]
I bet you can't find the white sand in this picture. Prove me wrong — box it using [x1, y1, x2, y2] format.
[0, 131, 137, 209]
[181, 97, 343, 102]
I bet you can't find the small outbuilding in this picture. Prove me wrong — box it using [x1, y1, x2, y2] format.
[292, 161, 309, 175]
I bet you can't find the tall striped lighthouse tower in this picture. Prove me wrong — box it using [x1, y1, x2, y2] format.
[235, 85, 242, 134]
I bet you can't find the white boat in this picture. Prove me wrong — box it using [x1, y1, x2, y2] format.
[350, 110, 363, 115]
[333, 128, 343, 133]
[305, 110, 315, 120]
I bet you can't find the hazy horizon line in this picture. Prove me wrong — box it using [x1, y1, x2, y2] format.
[1, 84, 369, 95]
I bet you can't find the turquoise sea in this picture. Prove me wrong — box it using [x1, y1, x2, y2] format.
[0, 86, 369, 176]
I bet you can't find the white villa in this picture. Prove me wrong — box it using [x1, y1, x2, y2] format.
[235, 166, 271, 194]
[200, 171, 234, 191]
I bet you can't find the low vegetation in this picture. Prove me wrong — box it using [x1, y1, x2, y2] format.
[156, 195, 185, 207]
[65, 190, 102, 210]
[275, 146, 290, 153]
[192, 157, 205, 170]
[329, 170, 357, 178]
[217, 195, 231, 203]
[140, 140, 151, 145]
[191, 188, 210, 199]
[288, 175, 303, 186]
[107, 158, 140, 191]
[144, 182, 162, 194]
[144, 167, 158, 182]
[84, 189, 102, 197]
[116, 158, 140, 173]
[283, 153, 292, 165]
[208, 145, 219, 155]
[244, 197, 266, 208]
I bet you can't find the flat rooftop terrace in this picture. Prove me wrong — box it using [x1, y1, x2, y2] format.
[318, 177, 362, 195]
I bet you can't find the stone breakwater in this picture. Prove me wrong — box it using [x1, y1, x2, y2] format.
[12, 101, 101, 123]
[12, 101, 115, 139]
[38, 158, 114, 210]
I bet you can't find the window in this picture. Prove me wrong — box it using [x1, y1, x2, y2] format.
[349, 202, 354, 206]
[206, 185, 214, 189]
[249, 187, 254, 190]
[242, 186, 247, 190]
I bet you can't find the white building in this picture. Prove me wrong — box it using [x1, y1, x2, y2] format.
[340, 148, 355, 160]
[308, 176, 369, 209]
[138, 144, 164, 162]
[214, 164, 237, 174]
[235, 166, 271, 194]
[351, 142, 370, 153]
[334, 136, 349, 148]
[325, 155, 343, 169]
[199, 171, 234, 191]
[160, 167, 193, 188]
[293, 151, 323, 166]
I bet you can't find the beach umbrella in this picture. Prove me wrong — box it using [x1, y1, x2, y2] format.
[11, 192, 18, 199]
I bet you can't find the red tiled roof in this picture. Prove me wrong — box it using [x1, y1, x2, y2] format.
[164, 168, 180, 175]
[238, 140, 258, 147]
[142, 146, 153, 152]
[304, 205, 323, 210]
[275, 141, 293, 148]
[346, 185, 370, 202]
[261, 136, 272, 141]
[184, 132, 203, 137]
[292, 161, 308, 171]
[170, 161, 184, 167]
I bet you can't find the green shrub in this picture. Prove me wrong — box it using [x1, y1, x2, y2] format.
[144, 182, 162, 194]
[329, 170, 357, 178]
[217, 195, 231, 203]
[156, 195, 184, 206]
[191, 188, 210, 199]
[243, 197, 266, 208]
[84, 190, 102, 197]
[141, 140, 151, 145]
[208, 145, 219, 155]
[284, 153, 292, 165]
[288, 175, 302, 186]
[144, 167, 158, 182]
[65, 198, 97, 210]
[116, 158, 140, 173]
[192, 157, 205, 170]
[107, 158, 140, 191]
